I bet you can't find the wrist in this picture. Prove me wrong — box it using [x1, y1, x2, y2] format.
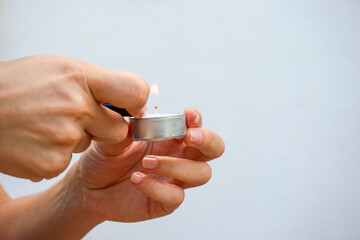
[52, 161, 103, 239]
[0, 161, 102, 240]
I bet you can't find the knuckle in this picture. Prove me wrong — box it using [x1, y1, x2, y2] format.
[73, 136, 92, 153]
[60, 57, 85, 77]
[168, 167, 176, 179]
[55, 123, 83, 145]
[29, 176, 43, 182]
[38, 55, 80, 79]
[116, 125, 129, 142]
[37, 152, 71, 179]
[55, 89, 91, 116]
[70, 93, 90, 110]
[62, 60, 93, 96]
[110, 127, 129, 143]
[69, 95, 93, 120]
[172, 190, 185, 206]
[103, 120, 128, 143]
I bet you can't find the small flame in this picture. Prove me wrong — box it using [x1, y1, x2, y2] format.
[150, 82, 159, 96]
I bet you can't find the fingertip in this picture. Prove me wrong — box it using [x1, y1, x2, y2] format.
[131, 105, 148, 119]
[131, 172, 145, 184]
[219, 138, 226, 157]
[130, 173, 185, 211]
[126, 74, 150, 117]
[185, 107, 202, 128]
[185, 128, 225, 160]
[142, 156, 158, 170]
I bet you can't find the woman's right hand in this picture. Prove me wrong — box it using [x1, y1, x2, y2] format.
[0, 55, 149, 181]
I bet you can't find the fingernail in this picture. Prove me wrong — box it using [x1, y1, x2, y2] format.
[131, 172, 143, 184]
[190, 129, 202, 143]
[194, 111, 200, 124]
[143, 157, 158, 170]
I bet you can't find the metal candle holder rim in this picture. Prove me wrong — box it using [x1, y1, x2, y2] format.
[129, 113, 185, 120]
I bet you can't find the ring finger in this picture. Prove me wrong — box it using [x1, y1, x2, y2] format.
[142, 155, 212, 188]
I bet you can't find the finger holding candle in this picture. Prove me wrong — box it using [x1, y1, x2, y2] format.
[184, 107, 202, 128]
[183, 128, 225, 161]
[85, 102, 129, 143]
[91, 126, 135, 156]
[175, 108, 202, 143]
[72, 131, 93, 153]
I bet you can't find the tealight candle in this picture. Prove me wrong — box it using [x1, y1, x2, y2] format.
[129, 113, 187, 141]
[102, 104, 187, 142]
[103, 82, 186, 142]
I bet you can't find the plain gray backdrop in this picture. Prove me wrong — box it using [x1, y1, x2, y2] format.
[1, 0, 360, 239]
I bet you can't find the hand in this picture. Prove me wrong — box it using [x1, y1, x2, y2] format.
[75, 108, 225, 222]
[0, 55, 149, 181]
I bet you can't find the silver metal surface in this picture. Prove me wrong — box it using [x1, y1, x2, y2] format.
[129, 113, 187, 141]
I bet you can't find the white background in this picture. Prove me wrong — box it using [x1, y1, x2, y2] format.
[1, 0, 360, 239]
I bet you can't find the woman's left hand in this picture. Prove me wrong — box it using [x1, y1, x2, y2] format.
[74, 107, 225, 222]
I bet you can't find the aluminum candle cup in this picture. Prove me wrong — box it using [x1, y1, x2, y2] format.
[129, 113, 187, 141]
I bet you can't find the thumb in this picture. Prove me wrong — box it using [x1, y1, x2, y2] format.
[76, 61, 149, 117]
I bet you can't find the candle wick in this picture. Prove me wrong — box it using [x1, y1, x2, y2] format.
[155, 106, 158, 117]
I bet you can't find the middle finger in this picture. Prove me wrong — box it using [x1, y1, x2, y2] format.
[183, 128, 225, 161]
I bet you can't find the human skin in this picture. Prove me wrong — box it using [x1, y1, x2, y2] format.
[0, 108, 225, 239]
[0, 55, 149, 181]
